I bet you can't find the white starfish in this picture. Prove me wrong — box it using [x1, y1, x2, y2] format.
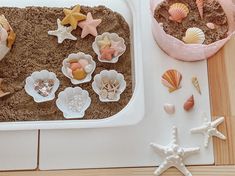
[48, 19, 77, 44]
[150, 126, 200, 176]
[190, 114, 226, 148]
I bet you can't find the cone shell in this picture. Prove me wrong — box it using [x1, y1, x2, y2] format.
[184, 95, 195, 111]
[168, 3, 189, 23]
[192, 77, 201, 94]
[183, 27, 205, 44]
[196, 0, 204, 19]
[161, 69, 182, 93]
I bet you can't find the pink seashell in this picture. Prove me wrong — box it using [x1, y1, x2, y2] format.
[196, 0, 204, 19]
[168, 3, 189, 23]
[206, 22, 215, 29]
[164, 104, 175, 115]
[78, 59, 89, 68]
[184, 95, 195, 111]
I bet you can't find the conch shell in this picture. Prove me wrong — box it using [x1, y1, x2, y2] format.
[184, 95, 195, 111]
[161, 69, 182, 93]
[192, 77, 201, 94]
[168, 3, 189, 23]
[183, 27, 205, 44]
[196, 0, 204, 19]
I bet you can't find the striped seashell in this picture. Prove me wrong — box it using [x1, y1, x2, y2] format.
[183, 27, 205, 44]
[192, 77, 201, 94]
[168, 3, 189, 23]
[184, 95, 195, 111]
[196, 0, 204, 19]
[161, 69, 182, 93]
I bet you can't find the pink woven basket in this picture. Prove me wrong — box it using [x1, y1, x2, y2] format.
[150, 0, 235, 62]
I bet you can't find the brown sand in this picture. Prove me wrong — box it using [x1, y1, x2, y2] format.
[154, 0, 229, 44]
[0, 6, 132, 121]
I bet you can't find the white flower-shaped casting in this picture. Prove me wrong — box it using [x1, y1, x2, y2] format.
[56, 87, 91, 119]
[25, 70, 60, 103]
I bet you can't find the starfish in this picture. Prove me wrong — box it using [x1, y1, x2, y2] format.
[100, 47, 115, 61]
[110, 40, 125, 57]
[48, 19, 77, 44]
[0, 78, 10, 98]
[190, 114, 226, 148]
[150, 126, 200, 176]
[98, 36, 111, 50]
[61, 5, 86, 30]
[78, 12, 102, 38]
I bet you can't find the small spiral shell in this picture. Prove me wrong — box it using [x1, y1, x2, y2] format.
[168, 3, 189, 23]
[192, 77, 201, 94]
[196, 0, 204, 19]
[183, 27, 205, 44]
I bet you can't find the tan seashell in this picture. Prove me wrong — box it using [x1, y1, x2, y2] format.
[206, 22, 215, 29]
[0, 15, 11, 32]
[164, 104, 175, 115]
[196, 0, 204, 19]
[168, 3, 189, 23]
[0, 78, 10, 98]
[162, 69, 182, 93]
[192, 77, 201, 94]
[184, 95, 195, 111]
[183, 27, 205, 44]
[7, 29, 16, 48]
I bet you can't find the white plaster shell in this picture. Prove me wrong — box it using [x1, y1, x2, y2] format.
[92, 32, 126, 63]
[61, 52, 96, 85]
[92, 70, 126, 102]
[56, 87, 91, 119]
[25, 70, 60, 103]
[164, 104, 175, 115]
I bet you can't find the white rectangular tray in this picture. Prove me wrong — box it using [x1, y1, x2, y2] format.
[0, 0, 145, 131]
[38, 0, 214, 170]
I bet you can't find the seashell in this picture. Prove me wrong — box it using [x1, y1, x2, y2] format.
[84, 64, 93, 73]
[7, 29, 16, 48]
[164, 104, 175, 115]
[161, 69, 182, 93]
[206, 22, 215, 29]
[70, 62, 82, 71]
[0, 78, 10, 98]
[184, 95, 195, 111]
[92, 32, 126, 63]
[168, 3, 189, 23]
[192, 77, 201, 94]
[25, 70, 60, 103]
[62, 52, 96, 85]
[182, 27, 205, 44]
[196, 0, 204, 19]
[0, 26, 10, 61]
[92, 70, 126, 102]
[0, 15, 11, 32]
[56, 87, 91, 119]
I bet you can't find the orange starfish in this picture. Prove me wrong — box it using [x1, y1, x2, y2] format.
[100, 47, 115, 61]
[61, 5, 86, 30]
[0, 78, 10, 98]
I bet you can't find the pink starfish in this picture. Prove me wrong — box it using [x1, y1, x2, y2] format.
[100, 47, 115, 61]
[110, 40, 126, 57]
[78, 12, 102, 38]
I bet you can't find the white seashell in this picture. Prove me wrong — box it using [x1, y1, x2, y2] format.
[164, 104, 175, 114]
[92, 70, 126, 102]
[0, 26, 10, 61]
[56, 87, 91, 119]
[183, 27, 205, 44]
[84, 64, 93, 73]
[62, 52, 96, 85]
[92, 32, 126, 63]
[25, 70, 60, 103]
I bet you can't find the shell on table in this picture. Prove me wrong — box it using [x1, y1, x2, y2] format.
[184, 95, 195, 111]
[196, 0, 204, 19]
[182, 27, 205, 44]
[164, 104, 175, 115]
[192, 77, 201, 94]
[161, 69, 182, 93]
[168, 3, 189, 23]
